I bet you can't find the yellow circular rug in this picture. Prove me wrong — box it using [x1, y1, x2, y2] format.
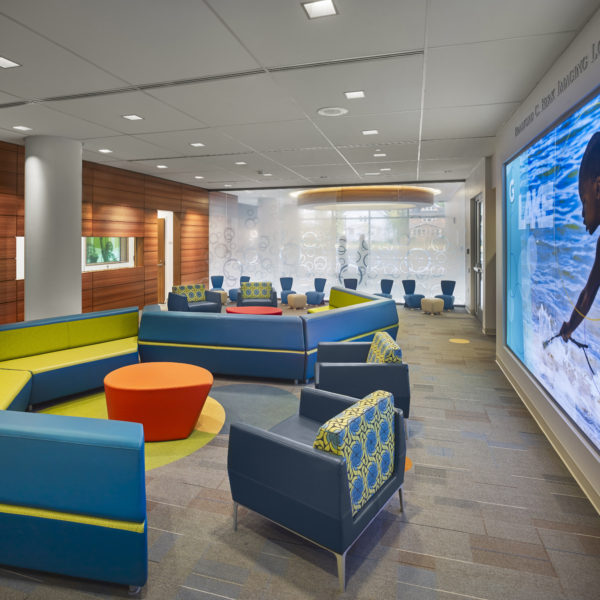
[449, 338, 470, 344]
[39, 391, 225, 471]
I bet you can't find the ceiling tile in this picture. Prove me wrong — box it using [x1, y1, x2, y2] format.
[133, 129, 251, 156]
[148, 74, 306, 126]
[205, 0, 426, 66]
[263, 147, 343, 167]
[339, 143, 418, 163]
[420, 138, 496, 160]
[82, 135, 179, 160]
[0, 1, 260, 84]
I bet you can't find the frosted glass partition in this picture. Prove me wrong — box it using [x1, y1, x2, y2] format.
[209, 183, 466, 303]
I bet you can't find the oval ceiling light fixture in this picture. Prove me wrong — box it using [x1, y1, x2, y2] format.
[292, 185, 441, 211]
[317, 106, 348, 117]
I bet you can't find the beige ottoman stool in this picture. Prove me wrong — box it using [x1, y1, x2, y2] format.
[214, 290, 228, 305]
[288, 293, 307, 309]
[421, 297, 444, 315]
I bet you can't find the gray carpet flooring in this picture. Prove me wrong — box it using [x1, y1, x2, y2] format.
[1, 307, 599, 599]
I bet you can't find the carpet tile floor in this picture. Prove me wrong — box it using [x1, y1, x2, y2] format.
[1, 308, 599, 599]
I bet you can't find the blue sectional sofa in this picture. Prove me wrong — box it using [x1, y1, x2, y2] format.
[0, 307, 147, 589]
[138, 287, 398, 382]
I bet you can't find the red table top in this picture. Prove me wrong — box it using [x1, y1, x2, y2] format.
[104, 361, 213, 391]
[226, 306, 282, 315]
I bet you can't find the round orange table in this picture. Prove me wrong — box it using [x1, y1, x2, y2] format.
[104, 362, 213, 442]
[226, 306, 282, 315]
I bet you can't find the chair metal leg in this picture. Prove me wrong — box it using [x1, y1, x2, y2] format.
[233, 501, 238, 531]
[398, 487, 404, 513]
[334, 551, 346, 592]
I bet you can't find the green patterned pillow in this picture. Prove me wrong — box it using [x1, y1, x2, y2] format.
[172, 284, 205, 302]
[314, 390, 395, 516]
[240, 281, 272, 299]
[366, 331, 402, 364]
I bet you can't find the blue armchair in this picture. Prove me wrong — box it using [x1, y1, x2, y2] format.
[343, 278, 358, 290]
[167, 291, 221, 313]
[315, 341, 410, 418]
[402, 279, 424, 309]
[236, 281, 278, 307]
[279, 277, 296, 304]
[435, 280, 456, 310]
[228, 387, 406, 591]
[228, 276, 250, 302]
[210, 275, 225, 291]
[374, 278, 394, 299]
[306, 277, 326, 305]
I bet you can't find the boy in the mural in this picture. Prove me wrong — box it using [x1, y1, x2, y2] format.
[559, 132, 600, 342]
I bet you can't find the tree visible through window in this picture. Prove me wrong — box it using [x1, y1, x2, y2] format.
[85, 237, 128, 265]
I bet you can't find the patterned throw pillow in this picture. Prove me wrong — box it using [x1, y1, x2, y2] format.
[366, 331, 402, 364]
[172, 284, 205, 302]
[313, 390, 395, 516]
[241, 281, 272, 299]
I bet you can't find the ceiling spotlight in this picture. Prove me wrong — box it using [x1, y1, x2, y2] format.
[224, 184, 232, 187]
[362, 129, 379, 136]
[317, 106, 348, 117]
[302, 0, 337, 19]
[345, 91, 365, 99]
[190, 142, 205, 147]
[365, 172, 381, 176]
[0, 56, 20, 69]
[263, 173, 273, 177]
[373, 153, 387, 157]
[380, 168, 391, 172]
[157, 165, 167, 169]
[194, 175, 204, 179]
[235, 161, 247, 165]
[12, 125, 32, 131]
[122, 114, 143, 120]
[98, 148, 113, 154]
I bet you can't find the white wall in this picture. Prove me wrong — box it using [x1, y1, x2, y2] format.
[494, 9, 600, 510]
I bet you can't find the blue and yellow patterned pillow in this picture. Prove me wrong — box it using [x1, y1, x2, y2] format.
[313, 390, 395, 516]
[172, 284, 205, 302]
[366, 331, 402, 364]
[240, 281, 272, 299]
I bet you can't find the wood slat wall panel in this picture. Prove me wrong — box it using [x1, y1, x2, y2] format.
[0, 215, 16, 236]
[82, 272, 92, 290]
[145, 237, 158, 253]
[91, 266, 145, 288]
[145, 177, 182, 200]
[0, 194, 17, 215]
[16, 147, 24, 197]
[16, 216, 23, 237]
[0, 236, 16, 258]
[0, 280, 16, 303]
[179, 247, 209, 261]
[94, 186, 144, 208]
[0, 258, 16, 281]
[93, 165, 145, 191]
[0, 301, 16, 324]
[144, 263, 157, 281]
[93, 203, 144, 223]
[82, 220, 92, 237]
[83, 183, 93, 204]
[16, 279, 23, 321]
[92, 220, 145, 237]
[145, 194, 182, 212]
[92, 280, 145, 311]
[0, 171, 17, 196]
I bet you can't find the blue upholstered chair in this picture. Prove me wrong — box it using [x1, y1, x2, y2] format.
[228, 276, 250, 302]
[343, 278, 358, 290]
[374, 278, 394, 299]
[210, 275, 224, 291]
[315, 339, 410, 419]
[402, 279, 424, 309]
[306, 277, 326, 305]
[236, 281, 278, 307]
[167, 291, 221, 313]
[228, 387, 406, 591]
[435, 280, 456, 310]
[279, 277, 296, 304]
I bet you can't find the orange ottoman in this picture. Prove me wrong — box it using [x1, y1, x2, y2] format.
[104, 362, 213, 442]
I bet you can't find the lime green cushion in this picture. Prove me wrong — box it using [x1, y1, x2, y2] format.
[0, 322, 71, 362]
[241, 282, 272, 299]
[0, 370, 32, 410]
[307, 305, 332, 314]
[329, 288, 372, 309]
[0, 337, 138, 374]
[172, 284, 205, 302]
[68, 312, 138, 347]
[366, 331, 403, 364]
[314, 390, 395, 516]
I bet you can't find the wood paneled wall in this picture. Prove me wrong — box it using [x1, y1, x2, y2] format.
[0, 140, 209, 323]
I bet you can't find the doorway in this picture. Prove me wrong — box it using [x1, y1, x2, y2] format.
[470, 193, 483, 322]
[157, 210, 174, 304]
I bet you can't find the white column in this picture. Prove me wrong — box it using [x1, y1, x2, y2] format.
[25, 136, 82, 320]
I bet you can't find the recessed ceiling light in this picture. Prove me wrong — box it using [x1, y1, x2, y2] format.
[317, 106, 348, 117]
[380, 168, 391, 172]
[0, 56, 20, 69]
[98, 148, 113, 154]
[12, 125, 31, 131]
[365, 172, 381, 176]
[362, 129, 379, 136]
[345, 91, 365, 99]
[194, 175, 204, 180]
[302, 0, 337, 19]
[122, 114, 143, 121]
[235, 161, 247, 165]
[373, 153, 387, 157]
[190, 142, 205, 147]
[263, 173, 273, 177]
[157, 165, 167, 169]
[224, 184, 232, 187]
